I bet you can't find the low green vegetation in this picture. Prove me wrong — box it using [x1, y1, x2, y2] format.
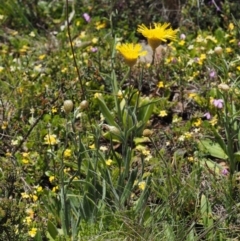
[1, 0, 240, 240]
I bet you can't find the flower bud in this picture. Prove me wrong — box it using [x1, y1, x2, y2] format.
[180, 33, 186, 40]
[109, 126, 120, 135]
[80, 100, 89, 110]
[105, 125, 120, 135]
[214, 46, 223, 55]
[142, 129, 153, 137]
[218, 83, 230, 91]
[63, 100, 73, 114]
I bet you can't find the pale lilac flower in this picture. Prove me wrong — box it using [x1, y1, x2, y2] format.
[238, 41, 240, 47]
[83, 13, 91, 23]
[171, 57, 178, 64]
[211, 0, 221, 11]
[180, 33, 186, 40]
[221, 168, 228, 175]
[209, 70, 216, 78]
[91, 47, 98, 53]
[213, 99, 224, 109]
[194, 57, 199, 63]
[203, 112, 211, 120]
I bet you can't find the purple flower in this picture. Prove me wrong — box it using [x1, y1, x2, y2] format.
[209, 70, 216, 79]
[180, 33, 186, 40]
[90, 47, 98, 53]
[238, 41, 240, 47]
[194, 57, 199, 63]
[213, 99, 224, 109]
[211, 0, 221, 11]
[171, 58, 178, 64]
[83, 13, 91, 23]
[221, 168, 228, 175]
[203, 112, 211, 120]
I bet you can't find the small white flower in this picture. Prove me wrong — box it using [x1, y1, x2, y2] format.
[178, 135, 185, 142]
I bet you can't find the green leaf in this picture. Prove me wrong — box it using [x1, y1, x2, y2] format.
[134, 177, 151, 213]
[120, 167, 138, 206]
[138, 98, 155, 123]
[214, 28, 225, 43]
[137, 98, 157, 135]
[47, 220, 58, 240]
[96, 96, 116, 126]
[234, 151, 240, 162]
[198, 139, 228, 160]
[134, 137, 151, 145]
[33, 231, 42, 241]
[46, 233, 55, 241]
[143, 206, 151, 226]
[200, 194, 213, 229]
[103, 131, 121, 142]
[123, 109, 134, 131]
[199, 158, 223, 174]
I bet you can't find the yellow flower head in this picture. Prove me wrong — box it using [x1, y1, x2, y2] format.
[193, 118, 202, 127]
[137, 23, 178, 50]
[138, 181, 146, 191]
[63, 148, 72, 158]
[228, 23, 234, 31]
[157, 81, 164, 88]
[28, 228, 37, 237]
[49, 176, 55, 183]
[159, 110, 167, 117]
[106, 159, 113, 166]
[116, 43, 147, 67]
[95, 21, 106, 30]
[44, 134, 59, 145]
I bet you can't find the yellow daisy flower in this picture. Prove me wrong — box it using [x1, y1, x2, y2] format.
[63, 148, 72, 158]
[137, 23, 178, 50]
[28, 228, 37, 237]
[116, 43, 147, 67]
[193, 118, 202, 127]
[44, 134, 59, 145]
[159, 110, 167, 117]
[95, 21, 106, 30]
[157, 81, 164, 88]
[138, 181, 146, 191]
[49, 176, 55, 183]
[226, 47, 232, 53]
[105, 159, 113, 166]
[228, 23, 234, 31]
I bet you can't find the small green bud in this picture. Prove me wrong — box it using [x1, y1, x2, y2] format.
[218, 83, 230, 91]
[80, 100, 89, 110]
[63, 100, 73, 114]
[142, 129, 153, 137]
[214, 46, 223, 55]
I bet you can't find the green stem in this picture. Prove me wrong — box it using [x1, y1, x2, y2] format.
[151, 49, 156, 66]
[66, 0, 86, 100]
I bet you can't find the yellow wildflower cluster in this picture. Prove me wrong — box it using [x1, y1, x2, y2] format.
[106, 159, 113, 166]
[63, 148, 72, 158]
[116, 43, 147, 67]
[28, 227, 38, 237]
[95, 21, 106, 30]
[193, 118, 202, 127]
[44, 134, 59, 145]
[137, 23, 178, 50]
[21, 192, 38, 202]
[138, 181, 146, 191]
[159, 110, 167, 117]
[116, 22, 177, 67]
